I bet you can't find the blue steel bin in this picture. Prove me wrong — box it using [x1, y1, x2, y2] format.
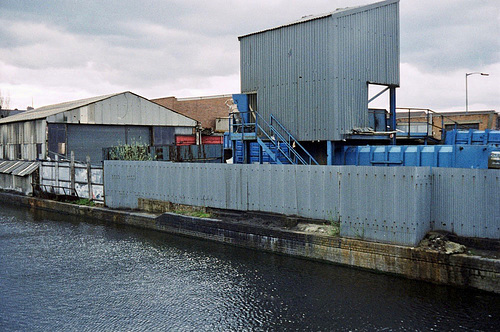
[341, 144, 499, 169]
[445, 129, 500, 145]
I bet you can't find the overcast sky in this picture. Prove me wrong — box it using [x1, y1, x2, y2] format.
[0, 0, 498, 113]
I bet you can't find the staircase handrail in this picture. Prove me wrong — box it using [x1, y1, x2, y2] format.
[230, 109, 319, 165]
[253, 112, 295, 164]
[229, 110, 256, 135]
[270, 114, 319, 165]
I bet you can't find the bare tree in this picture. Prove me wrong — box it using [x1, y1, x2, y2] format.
[0, 90, 11, 117]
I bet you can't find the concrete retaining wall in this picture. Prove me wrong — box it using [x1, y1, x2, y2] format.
[1, 191, 498, 294]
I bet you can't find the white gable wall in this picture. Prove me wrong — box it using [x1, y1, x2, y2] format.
[46, 92, 198, 127]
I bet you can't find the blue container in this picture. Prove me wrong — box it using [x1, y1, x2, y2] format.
[234, 140, 292, 164]
[341, 144, 499, 169]
[234, 141, 244, 164]
[223, 132, 231, 149]
[232, 94, 250, 123]
[445, 129, 500, 145]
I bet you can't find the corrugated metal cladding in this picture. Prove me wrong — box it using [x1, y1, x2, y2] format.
[239, 0, 399, 141]
[105, 162, 432, 246]
[0, 120, 46, 160]
[431, 168, 499, 239]
[339, 166, 431, 246]
[46, 92, 197, 127]
[0, 160, 38, 176]
[0, 160, 38, 195]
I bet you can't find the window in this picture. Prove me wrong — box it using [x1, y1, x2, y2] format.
[397, 122, 428, 133]
[36, 143, 42, 160]
[153, 127, 175, 146]
[444, 123, 479, 131]
[48, 123, 67, 159]
[14, 144, 21, 160]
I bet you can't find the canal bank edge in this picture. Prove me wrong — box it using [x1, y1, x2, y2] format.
[1, 192, 498, 294]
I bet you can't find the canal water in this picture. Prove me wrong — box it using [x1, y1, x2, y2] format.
[1, 203, 499, 331]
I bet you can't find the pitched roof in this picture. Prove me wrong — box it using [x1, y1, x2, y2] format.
[238, 0, 399, 39]
[0, 92, 121, 124]
[0, 160, 38, 176]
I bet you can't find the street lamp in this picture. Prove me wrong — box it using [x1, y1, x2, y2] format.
[466, 72, 489, 114]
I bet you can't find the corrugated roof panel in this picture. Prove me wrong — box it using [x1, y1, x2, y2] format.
[0, 161, 23, 174]
[0, 92, 198, 127]
[11, 162, 39, 176]
[0, 160, 39, 176]
[0, 161, 11, 173]
[0, 93, 120, 124]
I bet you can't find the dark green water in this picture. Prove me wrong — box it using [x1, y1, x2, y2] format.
[0, 203, 499, 331]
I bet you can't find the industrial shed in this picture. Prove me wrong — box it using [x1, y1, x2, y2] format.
[0, 91, 198, 164]
[238, 0, 400, 142]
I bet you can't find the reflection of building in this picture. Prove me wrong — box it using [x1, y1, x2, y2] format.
[152, 95, 232, 133]
[396, 109, 499, 141]
[0, 92, 198, 163]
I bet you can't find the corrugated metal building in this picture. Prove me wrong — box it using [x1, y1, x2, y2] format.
[239, 0, 400, 142]
[0, 91, 198, 163]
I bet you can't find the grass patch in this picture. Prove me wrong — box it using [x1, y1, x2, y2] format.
[328, 220, 340, 237]
[172, 210, 212, 218]
[68, 198, 96, 207]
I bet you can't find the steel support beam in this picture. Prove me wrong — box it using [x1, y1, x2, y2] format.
[368, 86, 390, 104]
[327, 141, 335, 165]
[390, 86, 397, 145]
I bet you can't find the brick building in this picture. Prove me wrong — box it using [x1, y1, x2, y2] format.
[152, 94, 233, 132]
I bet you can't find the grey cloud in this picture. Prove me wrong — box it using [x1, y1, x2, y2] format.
[401, 0, 499, 72]
[0, 0, 498, 111]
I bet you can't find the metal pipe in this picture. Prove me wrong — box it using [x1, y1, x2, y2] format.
[368, 86, 390, 103]
[407, 108, 410, 138]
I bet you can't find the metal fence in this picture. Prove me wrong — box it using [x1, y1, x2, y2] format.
[431, 168, 499, 239]
[102, 144, 224, 163]
[40, 160, 104, 202]
[339, 167, 432, 246]
[104, 162, 441, 246]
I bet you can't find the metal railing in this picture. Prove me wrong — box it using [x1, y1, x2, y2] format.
[254, 111, 294, 164]
[396, 108, 467, 142]
[269, 114, 319, 165]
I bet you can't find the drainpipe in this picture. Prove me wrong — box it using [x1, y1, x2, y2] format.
[195, 122, 202, 145]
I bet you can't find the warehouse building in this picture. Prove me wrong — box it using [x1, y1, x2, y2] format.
[0, 91, 198, 164]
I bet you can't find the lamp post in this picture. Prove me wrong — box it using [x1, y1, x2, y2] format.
[465, 72, 489, 114]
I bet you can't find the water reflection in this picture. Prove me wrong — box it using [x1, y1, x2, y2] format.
[1, 203, 499, 331]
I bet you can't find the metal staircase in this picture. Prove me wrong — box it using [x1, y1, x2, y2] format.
[229, 108, 318, 165]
